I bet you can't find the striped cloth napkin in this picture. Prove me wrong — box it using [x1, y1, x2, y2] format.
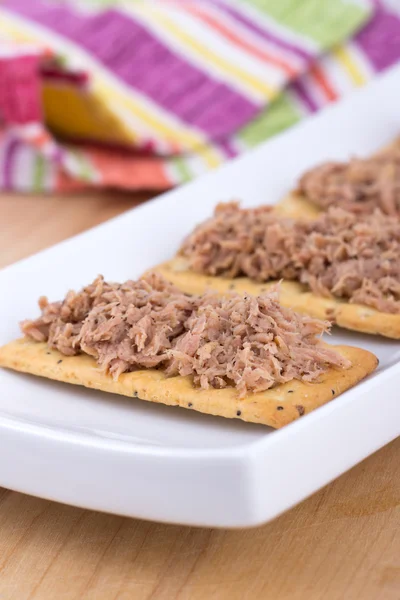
[0, 0, 399, 193]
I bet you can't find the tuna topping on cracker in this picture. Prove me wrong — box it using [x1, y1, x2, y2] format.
[20, 273, 349, 398]
[297, 141, 400, 216]
[180, 202, 400, 314]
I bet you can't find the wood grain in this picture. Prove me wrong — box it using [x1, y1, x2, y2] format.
[0, 191, 399, 600]
[0, 191, 151, 268]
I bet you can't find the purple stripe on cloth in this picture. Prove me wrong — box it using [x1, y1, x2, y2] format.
[3, 137, 20, 190]
[51, 145, 65, 165]
[291, 79, 318, 113]
[203, 0, 312, 62]
[217, 137, 238, 158]
[5, 0, 259, 140]
[355, 3, 400, 71]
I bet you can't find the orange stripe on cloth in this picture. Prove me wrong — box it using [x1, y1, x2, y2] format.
[56, 169, 90, 192]
[181, 4, 297, 77]
[28, 130, 53, 148]
[309, 64, 338, 102]
[87, 146, 172, 190]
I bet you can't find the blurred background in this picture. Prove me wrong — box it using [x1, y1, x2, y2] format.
[1, 0, 400, 264]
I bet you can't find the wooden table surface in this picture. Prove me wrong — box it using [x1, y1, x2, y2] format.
[0, 191, 399, 600]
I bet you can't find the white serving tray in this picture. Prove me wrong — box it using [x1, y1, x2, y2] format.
[1, 65, 400, 528]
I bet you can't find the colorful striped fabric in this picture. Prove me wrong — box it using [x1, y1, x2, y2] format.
[0, 0, 398, 193]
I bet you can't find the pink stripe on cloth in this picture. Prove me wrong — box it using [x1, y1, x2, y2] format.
[0, 55, 43, 124]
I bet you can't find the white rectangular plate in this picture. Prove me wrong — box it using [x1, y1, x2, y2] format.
[1, 66, 400, 528]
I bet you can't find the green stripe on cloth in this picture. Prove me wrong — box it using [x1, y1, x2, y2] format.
[243, 0, 371, 48]
[238, 93, 301, 147]
[67, 150, 96, 182]
[33, 154, 45, 192]
[170, 154, 192, 183]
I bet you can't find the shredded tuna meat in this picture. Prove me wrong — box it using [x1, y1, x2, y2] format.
[21, 273, 194, 372]
[297, 142, 400, 215]
[297, 209, 400, 313]
[21, 274, 349, 397]
[180, 203, 400, 313]
[180, 201, 303, 280]
[166, 290, 349, 397]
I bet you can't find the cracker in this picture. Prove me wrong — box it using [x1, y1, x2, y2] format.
[0, 338, 377, 429]
[152, 258, 400, 338]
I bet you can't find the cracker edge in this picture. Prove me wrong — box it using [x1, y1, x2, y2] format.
[0, 338, 377, 429]
[152, 259, 400, 339]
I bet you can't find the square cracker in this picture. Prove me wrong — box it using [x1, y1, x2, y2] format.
[152, 258, 400, 339]
[0, 338, 377, 429]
